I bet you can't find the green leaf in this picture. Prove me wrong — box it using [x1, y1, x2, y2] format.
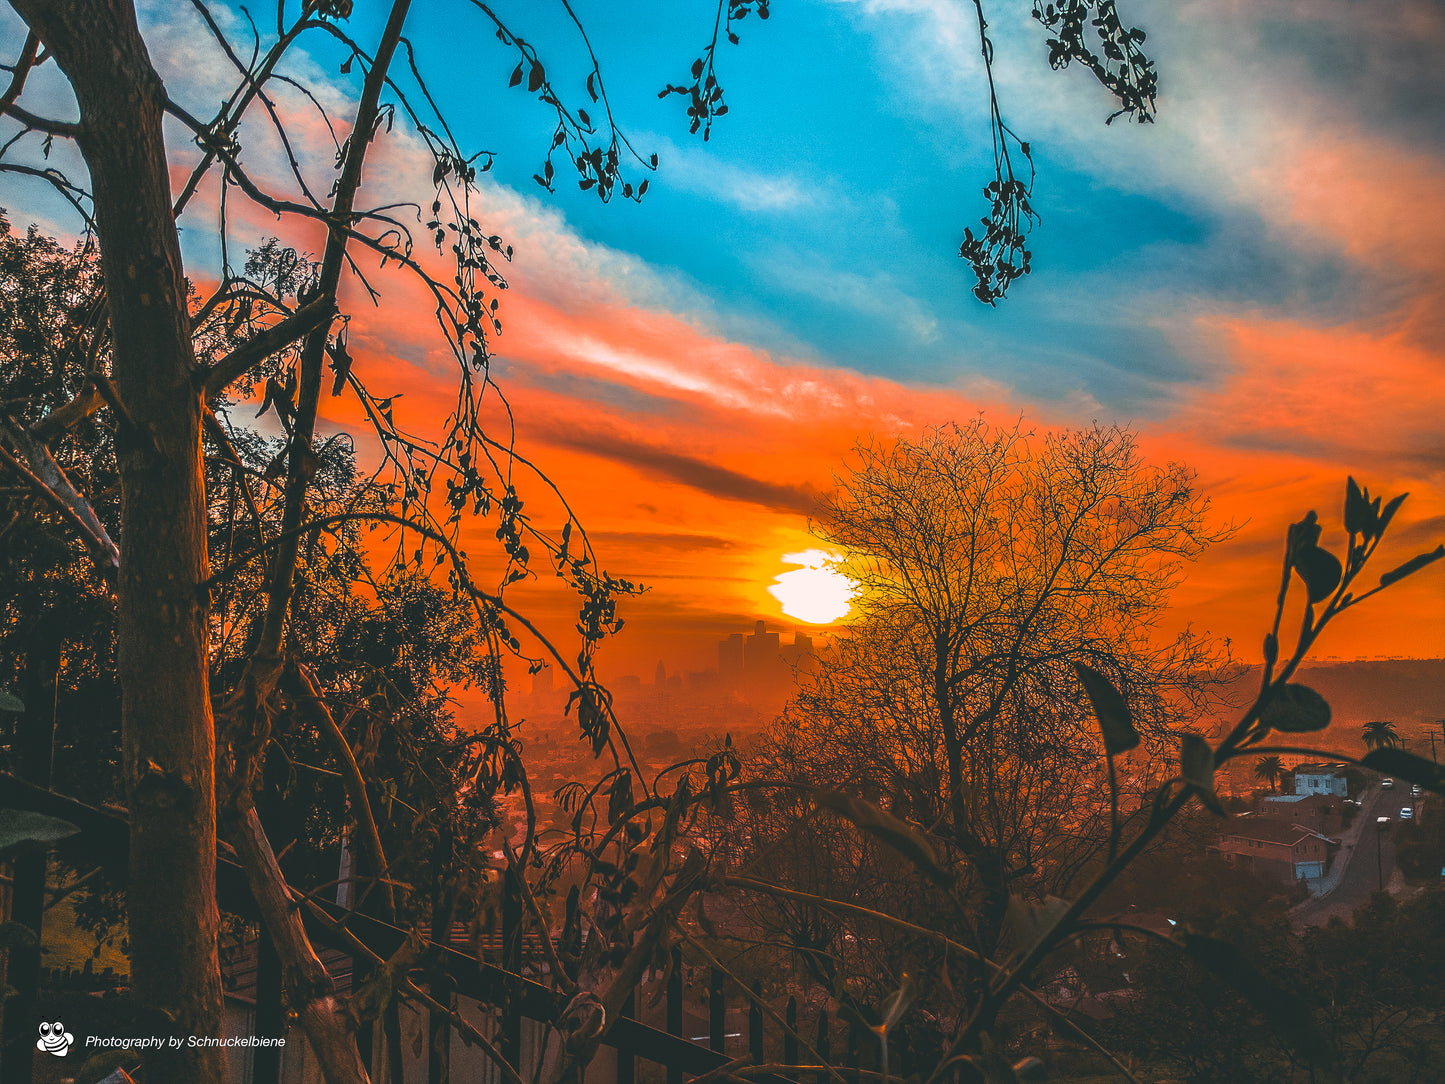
[350, 961, 399, 1021]
[1074, 662, 1138, 756]
[814, 791, 951, 888]
[606, 770, 633, 825]
[1179, 931, 1329, 1065]
[0, 689, 23, 713]
[1005, 894, 1071, 959]
[1293, 545, 1342, 603]
[1378, 544, 1445, 588]
[1361, 748, 1445, 795]
[1180, 734, 1223, 814]
[1259, 684, 1331, 733]
[0, 809, 81, 856]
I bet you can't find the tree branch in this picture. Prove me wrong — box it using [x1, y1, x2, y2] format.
[253, 0, 413, 686]
[0, 99, 81, 136]
[292, 662, 397, 920]
[199, 295, 335, 399]
[29, 380, 103, 441]
[227, 802, 372, 1084]
[0, 414, 118, 574]
[0, 31, 41, 116]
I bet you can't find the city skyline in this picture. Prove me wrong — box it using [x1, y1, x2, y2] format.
[523, 618, 818, 717]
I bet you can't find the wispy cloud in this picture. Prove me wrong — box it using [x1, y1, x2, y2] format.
[542, 421, 822, 515]
[829, 0, 1445, 280]
[1169, 313, 1445, 478]
[654, 136, 817, 213]
[752, 250, 941, 345]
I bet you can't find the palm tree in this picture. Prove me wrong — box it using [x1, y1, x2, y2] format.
[1254, 754, 1286, 793]
[1362, 720, 1401, 751]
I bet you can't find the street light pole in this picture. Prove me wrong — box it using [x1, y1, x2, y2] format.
[1377, 820, 1386, 892]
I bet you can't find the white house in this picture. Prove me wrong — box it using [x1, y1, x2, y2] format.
[1293, 762, 1348, 797]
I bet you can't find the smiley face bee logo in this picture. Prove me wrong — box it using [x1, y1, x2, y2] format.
[37, 1020, 74, 1056]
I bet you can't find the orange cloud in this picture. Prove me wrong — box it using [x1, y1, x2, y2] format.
[1139, 310, 1445, 661]
[1175, 314, 1445, 475]
[1269, 136, 1445, 274]
[330, 260, 1445, 676]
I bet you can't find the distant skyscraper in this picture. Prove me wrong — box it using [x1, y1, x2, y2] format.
[780, 632, 816, 675]
[655, 660, 667, 686]
[744, 620, 781, 677]
[787, 632, 819, 681]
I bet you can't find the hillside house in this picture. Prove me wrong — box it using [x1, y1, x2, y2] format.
[1259, 793, 1343, 836]
[1293, 762, 1348, 797]
[1211, 816, 1338, 883]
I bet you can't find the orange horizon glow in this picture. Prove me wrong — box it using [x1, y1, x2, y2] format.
[275, 271, 1445, 682]
[159, 21, 1443, 685]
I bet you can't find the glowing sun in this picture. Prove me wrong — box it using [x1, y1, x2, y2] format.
[768, 550, 857, 624]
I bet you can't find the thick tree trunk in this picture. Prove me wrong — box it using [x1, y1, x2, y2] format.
[8, 2, 225, 1080]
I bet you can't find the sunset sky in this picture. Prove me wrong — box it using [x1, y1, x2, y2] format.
[5, 0, 1443, 678]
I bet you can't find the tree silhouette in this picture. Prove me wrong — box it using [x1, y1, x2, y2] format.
[0, 3, 643, 1077]
[746, 419, 1227, 1014]
[0, 217, 522, 1082]
[1253, 753, 1286, 793]
[1362, 719, 1401, 752]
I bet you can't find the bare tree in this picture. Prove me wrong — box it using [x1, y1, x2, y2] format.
[751, 420, 1227, 1000]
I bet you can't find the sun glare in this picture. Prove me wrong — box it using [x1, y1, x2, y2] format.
[768, 550, 857, 624]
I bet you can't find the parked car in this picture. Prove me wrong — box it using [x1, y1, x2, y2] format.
[1413, 785, 1424, 797]
[1401, 807, 1414, 820]
[1378, 815, 1392, 826]
[1381, 778, 1394, 789]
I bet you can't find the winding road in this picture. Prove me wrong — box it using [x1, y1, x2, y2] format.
[1292, 783, 1416, 929]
